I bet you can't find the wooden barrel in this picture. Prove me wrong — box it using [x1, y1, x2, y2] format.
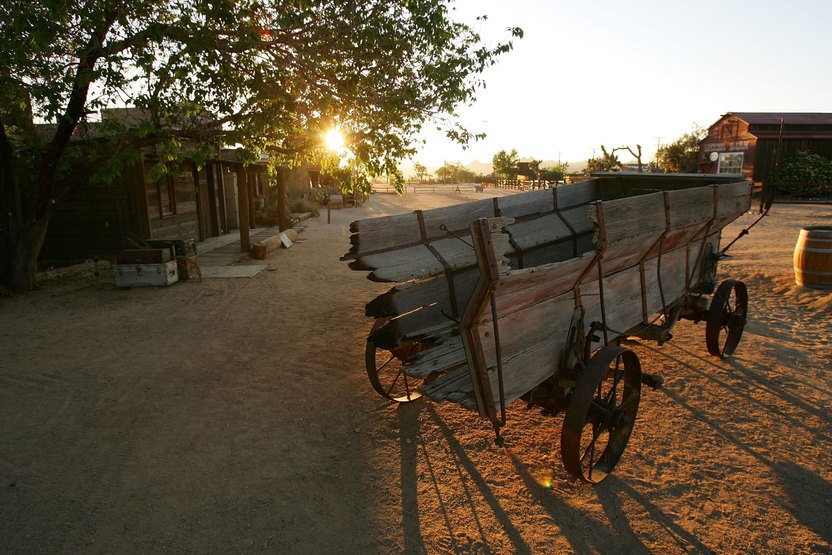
[793, 226, 832, 289]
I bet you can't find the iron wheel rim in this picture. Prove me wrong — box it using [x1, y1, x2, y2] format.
[561, 345, 642, 483]
[706, 279, 748, 359]
[365, 319, 424, 403]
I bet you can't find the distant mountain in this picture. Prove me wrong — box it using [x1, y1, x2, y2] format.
[464, 159, 493, 175]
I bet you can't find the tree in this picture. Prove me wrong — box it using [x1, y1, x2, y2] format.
[540, 161, 569, 182]
[492, 148, 519, 178]
[611, 144, 643, 172]
[656, 126, 707, 173]
[585, 145, 621, 174]
[433, 161, 480, 184]
[435, 161, 459, 183]
[412, 162, 429, 183]
[0, 1, 521, 292]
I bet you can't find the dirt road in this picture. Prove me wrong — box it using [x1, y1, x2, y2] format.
[1, 190, 830, 553]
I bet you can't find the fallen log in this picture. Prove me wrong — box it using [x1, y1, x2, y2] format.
[252, 229, 299, 260]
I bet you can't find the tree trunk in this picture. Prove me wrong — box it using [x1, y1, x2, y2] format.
[2, 215, 52, 292]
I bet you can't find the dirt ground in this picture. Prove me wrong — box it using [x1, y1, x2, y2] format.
[1, 189, 830, 554]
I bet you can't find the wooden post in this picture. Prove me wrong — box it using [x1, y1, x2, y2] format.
[460, 219, 502, 423]
[248, 169, 257, 229]
[216, 161, 228, 234]
[276, 165, 290, 231]
[206, 162, 220, 237]
[236, 165, 251, 252]
[192, 163, 206, 242]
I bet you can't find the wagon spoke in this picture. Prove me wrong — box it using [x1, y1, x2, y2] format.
[384, 370, 404, 397]
[365, 320, 426, 403]
[581, 422, 606, 465]
[617, 392, 637, 412]
[376, 354, 396, 373]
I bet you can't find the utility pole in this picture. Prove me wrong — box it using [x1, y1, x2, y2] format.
[653, 137, 664, 172]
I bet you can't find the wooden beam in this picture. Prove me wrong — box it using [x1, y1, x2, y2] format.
[460, 219, 503, 421]
[190, 163, 203, 241]
[248, 169, 257, 229]
[206, 162, 220, 237]
[216, 161, 228, 234]
[236, 165, 250, 252]
[276, 165, 290, 231]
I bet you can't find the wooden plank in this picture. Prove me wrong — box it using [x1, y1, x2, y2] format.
[352, 204, 594, 282]
[345, 181, 599, 259]
[358, 236, 480, 282]
[365, 271, 479, 318]
[667, 186, 714, 228]
[420, 367, 473, 401]
[414, 227, 736, 411]
[404, 343, 467, 379]
[714, 181, 753, 228]
[592, 191, 667, 246]
[508, 205, 593, 251]
[474, 242, 699, 410]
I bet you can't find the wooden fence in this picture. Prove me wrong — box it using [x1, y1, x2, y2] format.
[493, 179, 559, 191]
[372, 183, 485, 194]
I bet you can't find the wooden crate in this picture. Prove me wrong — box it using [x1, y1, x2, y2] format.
[175, 255, 201, 281]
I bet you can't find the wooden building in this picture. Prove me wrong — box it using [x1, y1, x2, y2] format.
[698, 112, 832, 182]
[39, 144, 270, 268]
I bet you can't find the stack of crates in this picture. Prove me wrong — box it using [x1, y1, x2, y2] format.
[146, 239, 201, 281]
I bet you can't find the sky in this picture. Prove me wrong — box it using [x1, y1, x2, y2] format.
[412, 0, 832, 169]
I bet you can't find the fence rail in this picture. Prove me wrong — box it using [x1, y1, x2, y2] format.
[372, 183, 485, 194]
[493, 179, 559, 191]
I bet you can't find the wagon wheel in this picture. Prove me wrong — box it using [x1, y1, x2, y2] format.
[705, 279, 748, 359]
[365, 319, 425, 403]
[561, 345, 642, 483]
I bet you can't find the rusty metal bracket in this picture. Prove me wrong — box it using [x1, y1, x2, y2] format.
[416, 210, 460, 318]
[552, 187, 580, 258]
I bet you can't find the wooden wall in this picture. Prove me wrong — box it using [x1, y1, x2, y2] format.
[699, 115, 832, 182]
[698, 115, 757, 177]
[40, 147, 272, 267]
[39, 159, 145, 268]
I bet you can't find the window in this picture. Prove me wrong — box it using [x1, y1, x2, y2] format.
[718, 152, 744, 174]
[157, 175, 176, 217]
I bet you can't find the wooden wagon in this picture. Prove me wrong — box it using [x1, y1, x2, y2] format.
[344, 174, 765, 483]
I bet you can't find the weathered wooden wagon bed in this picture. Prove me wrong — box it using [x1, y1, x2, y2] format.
[344, 174, 762, 482]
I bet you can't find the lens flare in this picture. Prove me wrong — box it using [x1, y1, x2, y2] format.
[324, 128, 344, 151]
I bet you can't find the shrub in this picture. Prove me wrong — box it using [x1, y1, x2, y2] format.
[778, 151, 832, 195]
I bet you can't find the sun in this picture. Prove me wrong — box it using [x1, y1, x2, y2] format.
[324, 128, 345, 151]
